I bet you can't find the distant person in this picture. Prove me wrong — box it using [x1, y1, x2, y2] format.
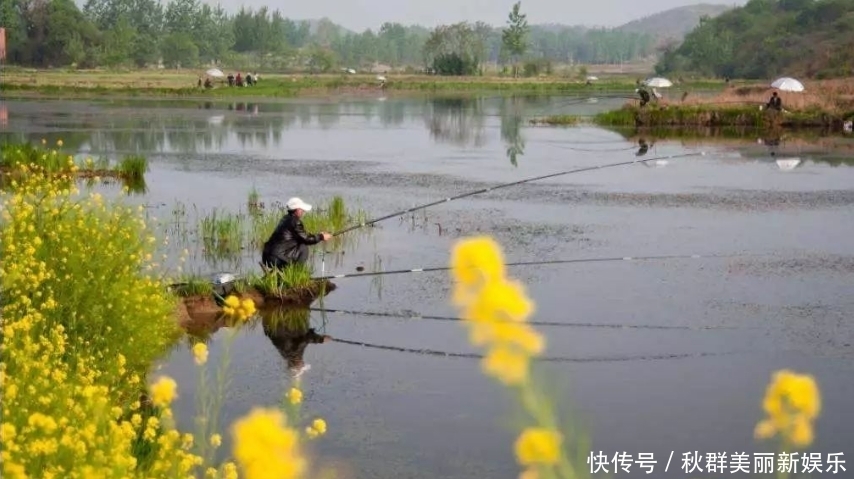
[636, 87, 651, 107]
[766, 92, 782, 111]
[236, 72, 243, 87]
[261, 197, 331, 272]
[227, 74, 235, 87]
[246, 73, 253, 86]
[197, 77, 202, 88]
[204, 78, 213, 89]
[681, 91, 689, 102]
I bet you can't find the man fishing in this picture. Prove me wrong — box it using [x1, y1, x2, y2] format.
[766, 92, 783, 111]
[262, 197, 331, 271]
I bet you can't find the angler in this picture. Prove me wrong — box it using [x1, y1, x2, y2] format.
[261, 197, 332, 272]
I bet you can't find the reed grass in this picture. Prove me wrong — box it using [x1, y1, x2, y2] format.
[116, 154, 149, 181]
[170, 275, 215, 297]
[199, 208, 245, 259]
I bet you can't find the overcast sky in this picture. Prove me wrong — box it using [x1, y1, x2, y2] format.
[217, 0, 745, 31]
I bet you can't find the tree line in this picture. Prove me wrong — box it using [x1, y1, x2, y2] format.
[655, 0, 854, 79]
[1, 0, 657, 72]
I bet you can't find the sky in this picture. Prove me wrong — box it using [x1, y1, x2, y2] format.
[216, 0, 746, 32]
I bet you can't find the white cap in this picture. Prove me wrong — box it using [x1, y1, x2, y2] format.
[286, 197, 312, 212]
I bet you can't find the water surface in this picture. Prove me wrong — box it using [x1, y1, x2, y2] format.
[3, 95, 853, 478]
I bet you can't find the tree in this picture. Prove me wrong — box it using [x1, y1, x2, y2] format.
[423, 22, 483, 75]
[501, 1, 529, 77]
[161, 32, 198, 68]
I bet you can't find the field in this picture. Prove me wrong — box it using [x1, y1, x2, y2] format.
[0, 66, 726, 98]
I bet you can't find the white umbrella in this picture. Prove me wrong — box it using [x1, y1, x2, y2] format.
[205, 68, 225, 78]
[644, 77, 673, 88]
[586, 75, 598, 81]
[771, 77, 804, 92]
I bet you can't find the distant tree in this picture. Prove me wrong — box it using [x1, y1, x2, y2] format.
[501, 1, 529, 77]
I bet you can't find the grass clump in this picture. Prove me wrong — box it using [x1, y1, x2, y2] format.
[116, 154, 149, 181]
[529, 115, 582, 126]
[199, 208, 245, 259]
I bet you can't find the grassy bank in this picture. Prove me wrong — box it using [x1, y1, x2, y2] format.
[592, 104, 854, 130]
[0, 68, 725, 99]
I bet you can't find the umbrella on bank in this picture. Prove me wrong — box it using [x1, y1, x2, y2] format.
[771, 77, 804, 92]
[205, 68, 225, 78]
[643, 77, 673, 88]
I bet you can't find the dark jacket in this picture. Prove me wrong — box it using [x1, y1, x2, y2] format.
[262, 212, 323, 262]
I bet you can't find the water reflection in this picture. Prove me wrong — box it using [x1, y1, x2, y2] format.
[608, 126, 854, 167]
[500, 96, 526, 167]
[424, 97, 486, 147]
[261, 307, 329, 378]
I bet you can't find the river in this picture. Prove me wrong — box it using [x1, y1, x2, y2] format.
[3, 94, 853, 478]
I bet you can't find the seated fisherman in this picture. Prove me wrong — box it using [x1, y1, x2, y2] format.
[261, 197, 331, 271]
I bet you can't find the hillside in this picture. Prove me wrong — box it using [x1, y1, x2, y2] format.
[655, 0, 854, 79]
[616, 4, 733, 43]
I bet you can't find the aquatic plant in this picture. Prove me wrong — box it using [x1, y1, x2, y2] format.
[171, 275, 215, 297]
[199, 208, 246, 259]
[116, 154, 149, 181]
[248, 263, 315, 298]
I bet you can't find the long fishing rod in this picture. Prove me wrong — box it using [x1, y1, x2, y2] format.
[331, 150, 706, 237]
[311, 252, 751, 281]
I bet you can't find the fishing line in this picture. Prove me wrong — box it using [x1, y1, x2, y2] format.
[310, 306, 751, 331]
[327, 337, 743, 363]
[312, 252, 752, 281]
[332, 151, 707, 237]
[545, 145, 639, 153]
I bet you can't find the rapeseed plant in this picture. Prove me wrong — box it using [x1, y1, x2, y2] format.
[450, 236, 579, 479]
[754, 369, 822, 478]
[1, 147, 319, 479]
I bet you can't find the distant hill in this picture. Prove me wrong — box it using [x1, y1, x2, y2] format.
[616, 4, 733, 43]
[655, 0, 854, 79]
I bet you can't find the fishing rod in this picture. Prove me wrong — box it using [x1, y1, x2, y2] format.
[164, 251, 747, 289]
[331, 150, 706, 237]
[311, 252, 751, 281]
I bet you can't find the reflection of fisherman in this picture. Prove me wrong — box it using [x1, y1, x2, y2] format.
[262, 308, 329, 378]
[636, 138, 650, 156]
[636, 88, 651, 107]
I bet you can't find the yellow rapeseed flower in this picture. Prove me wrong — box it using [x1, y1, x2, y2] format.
[450, 235, 507, 289]
[192, 342, 209, 365]
[210, 433, 222, 447]
[311, 418, 327, 435]
[150, 376, 178, 407]
[232, 408, 306, 479]
[482, 346, 530, 386]
[514, 428, 563, 466]
[287, 387, 303, 405]
[754, 369, 821, 447]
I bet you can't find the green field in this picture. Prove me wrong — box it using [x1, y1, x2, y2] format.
[0, 68, 727, 99]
